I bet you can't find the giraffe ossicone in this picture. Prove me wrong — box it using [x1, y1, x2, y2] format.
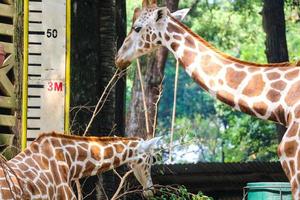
[0, 132, 159, 199]
[116, 0, 300, 199]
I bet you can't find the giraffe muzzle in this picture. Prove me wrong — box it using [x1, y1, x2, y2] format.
[115, 55, 132, 69]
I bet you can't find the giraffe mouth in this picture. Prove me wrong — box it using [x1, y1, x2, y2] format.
[115, 58, 132, 69]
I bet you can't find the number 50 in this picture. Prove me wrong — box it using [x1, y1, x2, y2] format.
[46, 29, 58, 38]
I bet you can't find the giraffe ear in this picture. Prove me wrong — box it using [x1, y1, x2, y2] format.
[154, 7, 168, 23]
[171, 8, 190, 21]
[139, 137, 161, 152]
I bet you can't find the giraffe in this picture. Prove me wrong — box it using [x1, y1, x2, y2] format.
[0, 132, 159, 199]
[115, 0, 300, 198]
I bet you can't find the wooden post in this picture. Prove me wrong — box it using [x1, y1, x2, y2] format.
[262, 0, 289, 141]
[0, 0, 19, 159]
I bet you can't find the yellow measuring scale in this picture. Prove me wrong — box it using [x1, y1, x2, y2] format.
[22, 0, 71, 149]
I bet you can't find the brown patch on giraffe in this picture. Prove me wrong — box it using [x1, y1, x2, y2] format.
[285, 69, 299, 80]
[181, 50, 197, 67]
[192, 71, 209, 91]
[114, 144, 124, 153]
[83, 161, 96, 177]
[57, 186, 65, 199]
[292, 179, 298, 194]
[137, 158, 143, 164]
[77, 146, 87, 161]
[286, 81, 300, 106]
[122, 149, 128, 161]
[219, 57, 232, 65]
[226, 68, 246, 89]
[48, 187, 54, 198]
[267, 72, 280, 80]
[271, 80, 287, 91]
[198, 44, 207, 52]
[75, 165, 83, 177]
[151, 34, 157, 41]
[65, 153, 72, 166]
[64, 185, 73, 199]
[61, 138, 74, 146]
[18, 162, 29, 171]
[104, 146, 114, 159]
[130, 141, 139, 147]
[99, 163, 111, 172]
[55, 149, 65, 161]
[284, 140, 298, 157]
[36, 179, 47, 194]
[266, 90, 281, 102]
[144, 43, 150, 49]
[25, 158, 35, 167]
[235, 63, 244, 69]
[219, 79, 224, 85]
[170, 42, 179, 52]
[253, 102, 268, 116]
[30, 143, 39, 153]
[295, 105, 300, 119]
[217, 90, 235, 107]
[51, 138, 61, 147]
[248, 67, 260, 72]
[24, 170, 35, 179]
[66, 146, 76, 161]
[164, 33, 170, 41]
[200, 55, 211, 66]
[287, 123, 299, 138]
[91, 145, 101, 161]
[39, 173, 49, 185]
[129, 149, 133, 157]
[114, 157, 121, 166]
[24, 149, 31, 157]
[238, 99, 256, 116]
[290, 160, 296, 177]
[242, 74, 265, 97]
[185, 35, 196, 49]
[79, 142, 88, 150]
[41, 140, 53, 158]
[50, 160, 61, 184]
[173, 35, 181, 41]
[282, 161, 291, 180]
[167, 22, 185, 34]
[203, 62, 222, 76]
[273, 105, 287, 124]
[2, 189, 13, 199]
[146, 34, 150, 42]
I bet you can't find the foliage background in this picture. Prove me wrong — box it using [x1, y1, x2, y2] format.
[126, 0, 300, 163]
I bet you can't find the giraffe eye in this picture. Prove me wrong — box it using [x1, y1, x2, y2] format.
[134, 26, 142, 33]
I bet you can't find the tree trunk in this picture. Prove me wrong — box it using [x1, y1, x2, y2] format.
[71, 0, 126, 199]
[262, 0, 289, 141]
[126, 0, 179, 139]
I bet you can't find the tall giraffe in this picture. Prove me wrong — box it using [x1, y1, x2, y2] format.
[115, 0, 300, 198]
[0, 132, 159, 199]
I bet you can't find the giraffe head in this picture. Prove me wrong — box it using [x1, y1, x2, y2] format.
[115, 0, 189, 69]
[128, 137, 160, 197]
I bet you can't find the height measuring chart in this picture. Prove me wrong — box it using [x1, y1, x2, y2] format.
[22, 0, 71, 149]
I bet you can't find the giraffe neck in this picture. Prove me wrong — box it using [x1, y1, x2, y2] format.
[162, 15, 296, 124]
[9, 133, 142, 181]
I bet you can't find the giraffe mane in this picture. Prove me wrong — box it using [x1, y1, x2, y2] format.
[169, 14, 299, 68]
[35, 132, 141, 143]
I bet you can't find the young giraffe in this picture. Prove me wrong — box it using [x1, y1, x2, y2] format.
[116, 0, 300, 198]
[0, 132, 159, 199]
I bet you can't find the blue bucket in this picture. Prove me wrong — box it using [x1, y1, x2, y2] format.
[245, 182, 291, 200]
